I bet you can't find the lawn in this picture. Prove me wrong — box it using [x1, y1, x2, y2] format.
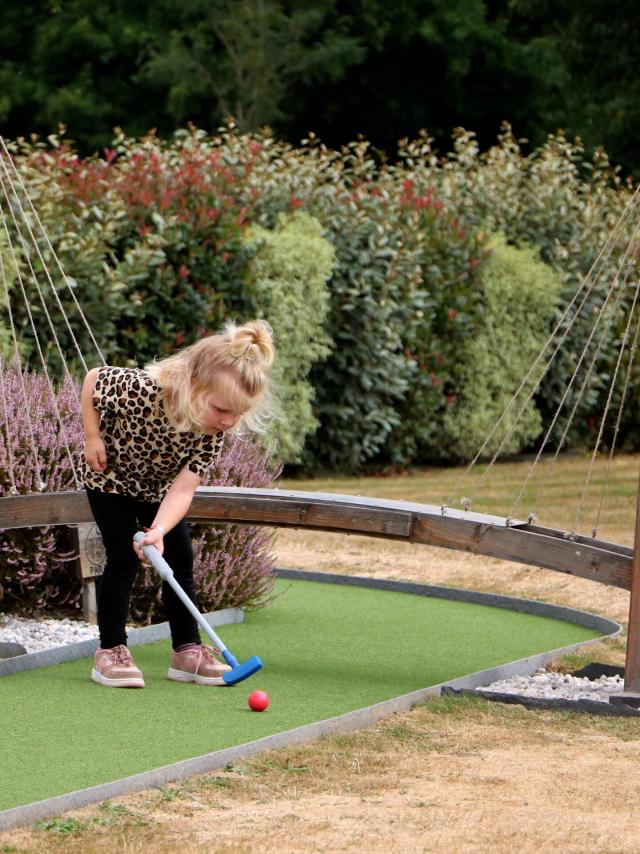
[0, 576, 601, 813]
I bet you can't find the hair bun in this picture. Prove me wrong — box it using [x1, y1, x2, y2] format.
[227, 320, 275, 369]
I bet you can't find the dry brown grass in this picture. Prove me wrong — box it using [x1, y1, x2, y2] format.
[5, 699, 640, 853]
[2, 454, 640, 853]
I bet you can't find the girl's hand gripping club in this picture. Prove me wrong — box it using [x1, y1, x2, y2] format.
[134, 532, 263, 685]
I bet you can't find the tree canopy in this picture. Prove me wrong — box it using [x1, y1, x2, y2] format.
[0, 0, 638, 175]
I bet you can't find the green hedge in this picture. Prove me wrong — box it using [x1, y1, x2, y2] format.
[245, 212, 335, 462]
[443, 236, 562, 461]
[398, 127, 637, 453]
[1, 127, 636, 471]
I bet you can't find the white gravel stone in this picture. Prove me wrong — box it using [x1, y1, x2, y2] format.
[0, 614, 99, 653]
[478, 668, 625, 704]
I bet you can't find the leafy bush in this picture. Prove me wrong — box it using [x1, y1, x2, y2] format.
[443, 236, 562, 461]
[381, 176, 489, 466]
[398, 127, 637, 450]
[3, 125, 637, 472]
[104, 130, 252, 361]
[188, 133, 491, 470]
[305, 160, 422, 471]
[188, 134, 423, 471]
[245, 212, 335, 462]
[3, 131, 252, 372]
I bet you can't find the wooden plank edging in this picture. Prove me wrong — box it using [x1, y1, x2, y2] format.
[0, 488, 632, 590]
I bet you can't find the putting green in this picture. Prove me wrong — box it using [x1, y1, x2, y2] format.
[1, 578, 600, 812]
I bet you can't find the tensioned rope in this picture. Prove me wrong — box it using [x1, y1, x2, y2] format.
[523, 262, 629, 529]
[508, 214, 640, 527]
[0, 245, 29, 495]
[0, 140, 106, 491]
[0, 191, 78, 488]
[591, 300, 640, 537]
[445, 181, 640, 533]
[575, 247, 640, 535]
[0, 137, 106, 368]
[0, 202, 51, 491]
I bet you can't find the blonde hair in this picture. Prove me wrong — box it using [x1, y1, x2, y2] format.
[145, 320, 275, 433]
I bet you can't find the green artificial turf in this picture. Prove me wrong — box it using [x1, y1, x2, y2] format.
[0, 578, 600, 811]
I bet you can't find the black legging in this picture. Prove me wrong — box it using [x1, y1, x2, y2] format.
[86, 487, 201, 650]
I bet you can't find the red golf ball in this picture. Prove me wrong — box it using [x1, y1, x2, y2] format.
[248, 690, 269, 712]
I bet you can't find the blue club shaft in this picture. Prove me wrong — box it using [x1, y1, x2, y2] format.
[133, 532, 263, 683]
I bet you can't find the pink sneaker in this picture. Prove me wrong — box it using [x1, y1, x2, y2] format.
[91, 645, 145, 688]
[168, 644, 232, 686]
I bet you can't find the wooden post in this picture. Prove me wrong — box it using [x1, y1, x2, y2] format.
[74, 522, 105, 624]
[625, 468, 640, 691]
[611, 467, 640, 706]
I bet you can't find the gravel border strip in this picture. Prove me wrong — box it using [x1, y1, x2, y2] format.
[444, 687, 640, 717]
[0, 607, 244, 677]
[0, 570, 622, 832]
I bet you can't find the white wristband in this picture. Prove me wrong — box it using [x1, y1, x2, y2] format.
[151, 524, 166, 537]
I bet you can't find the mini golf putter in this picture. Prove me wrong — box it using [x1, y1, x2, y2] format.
[134, 532, 263, 685]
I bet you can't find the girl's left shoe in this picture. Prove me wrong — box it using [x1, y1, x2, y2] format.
[168, 644, 232, 686]
[92, 645, 145, 688]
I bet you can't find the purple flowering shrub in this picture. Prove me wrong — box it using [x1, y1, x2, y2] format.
[0, 362, 282, 620]
[193, 434, 281, 611]
[131, 433, 282, 623]
[0, 364, 83, 614]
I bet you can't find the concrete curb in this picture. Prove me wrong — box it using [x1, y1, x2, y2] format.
[0, 571, 622, 833]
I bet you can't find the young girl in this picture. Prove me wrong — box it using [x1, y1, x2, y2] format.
[80, 320, 275, 688]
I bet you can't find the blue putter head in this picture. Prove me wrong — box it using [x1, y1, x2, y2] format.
[222, 655, 264, 685]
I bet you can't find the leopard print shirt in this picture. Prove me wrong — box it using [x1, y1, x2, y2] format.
[80, 366, 224, 502]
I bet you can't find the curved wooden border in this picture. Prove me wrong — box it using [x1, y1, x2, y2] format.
[0, 487, 632, 590]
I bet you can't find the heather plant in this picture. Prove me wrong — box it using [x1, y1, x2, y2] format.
[442, 237, 562, 461]
[0, 360, 282, 618]
[244, 212, 335, 462]
[191, 434, 281, 613]
[131, 433, 282, 622]
[0, 363, 83, 614]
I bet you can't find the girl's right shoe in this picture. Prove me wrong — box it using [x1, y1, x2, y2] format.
[91, 645, 145, 688]
[168, 644, 232, 686]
